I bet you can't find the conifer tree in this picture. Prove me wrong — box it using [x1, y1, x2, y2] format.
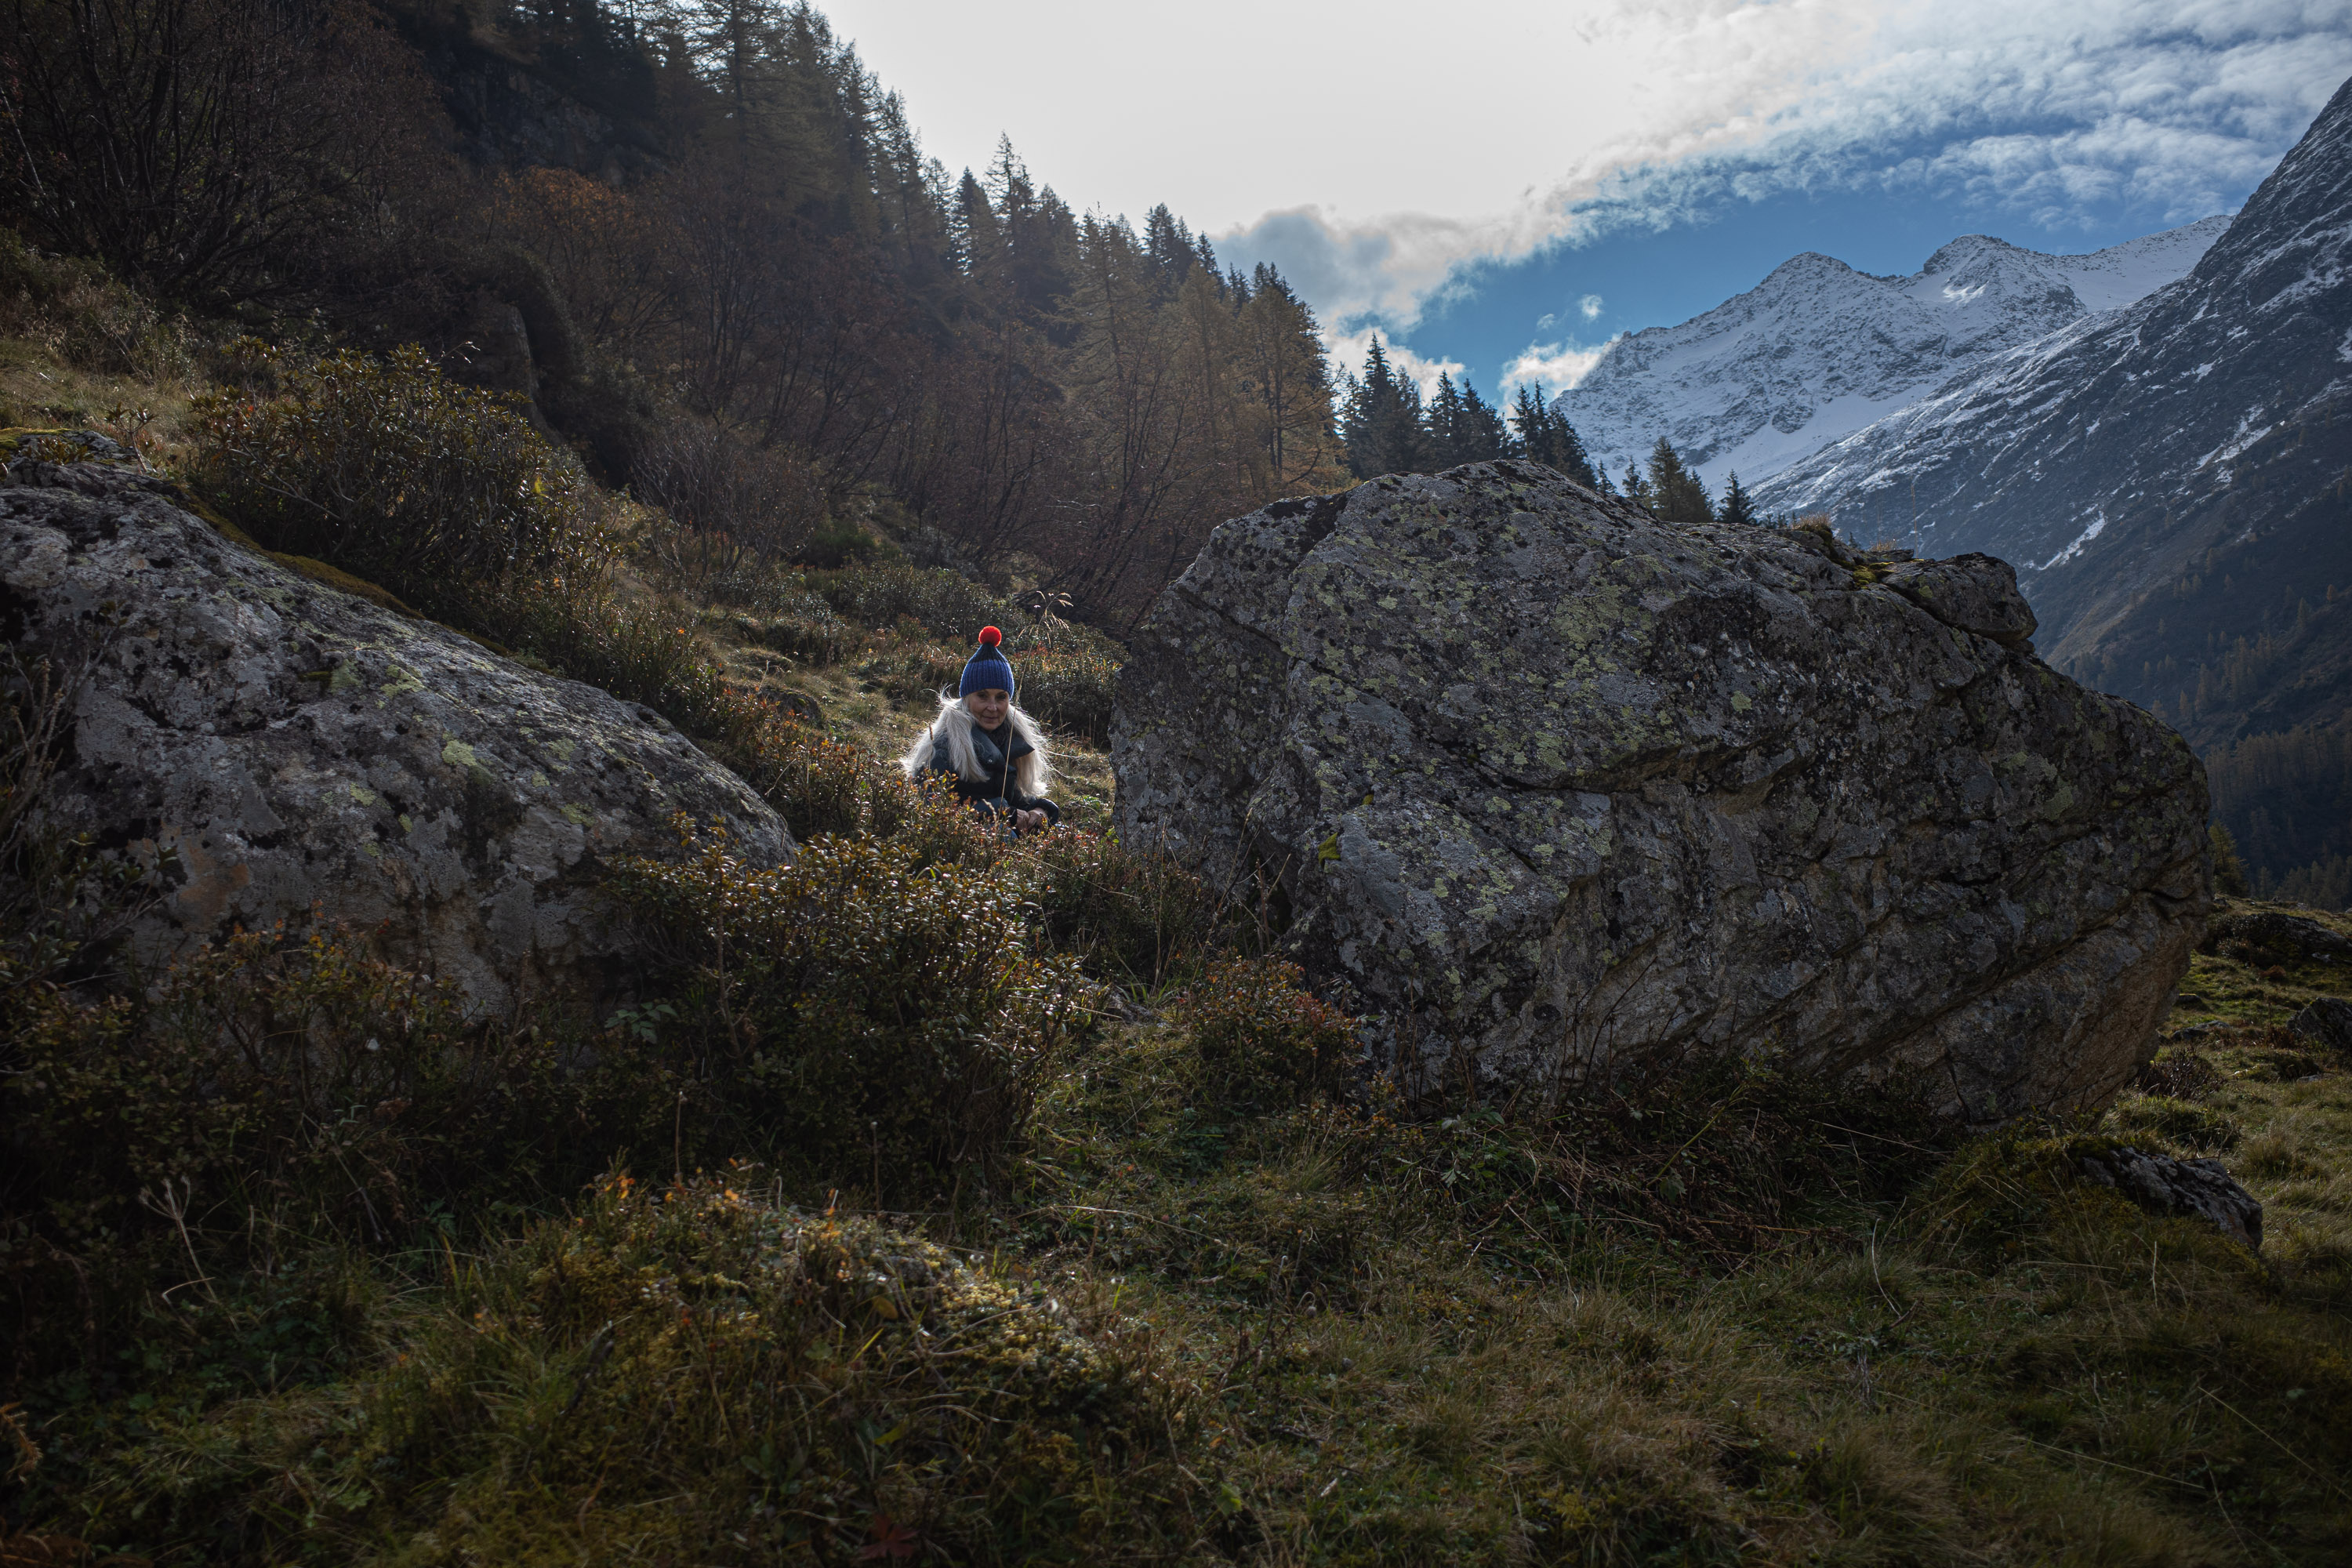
[1504, 384, 1598, 488]
[1238, 265, 1345, 491]
[1718, 470, 1759, 527]
[1142, 204, 1196, 299]
[1455, 379, 1509, 463]
[1620, 460, 1651, 510]
[1424, 372, 1467, 466]
[1340, 337, 1425, 477]
[950, 169, 1004, 295]
[1646, 436, 1712, 524]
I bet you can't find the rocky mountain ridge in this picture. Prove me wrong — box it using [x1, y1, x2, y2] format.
[1751, 71, 2352, 899]
[1559, 216, 2229, 492]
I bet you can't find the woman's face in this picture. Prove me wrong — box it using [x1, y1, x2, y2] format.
[965, 688, 1010, 728]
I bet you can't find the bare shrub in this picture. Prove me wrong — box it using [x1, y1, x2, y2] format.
[634, 417, 826, 602]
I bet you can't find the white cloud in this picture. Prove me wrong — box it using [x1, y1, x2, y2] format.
[1501, 339, 1617, 397]
[1579, 294, 1606, 321]
[1214, 0, 2352, 331]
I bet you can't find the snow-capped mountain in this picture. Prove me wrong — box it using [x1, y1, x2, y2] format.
[1559, 217, 2230, 491]
[1751, 68, 2352, 683]
[1751, 71, 2352, 898]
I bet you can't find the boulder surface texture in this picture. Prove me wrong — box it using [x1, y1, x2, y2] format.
[1, 462, 791, 1011]
[1114, 463, 2209, 1123]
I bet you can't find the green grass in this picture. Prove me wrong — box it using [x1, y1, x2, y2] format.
[27, 977, 2351, 1566]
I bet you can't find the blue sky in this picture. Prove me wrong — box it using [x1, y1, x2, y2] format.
[1363, 176, 2238, 406]
[821, 0, 2352, 397]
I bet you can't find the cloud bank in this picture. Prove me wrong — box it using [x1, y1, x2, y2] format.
[1217, 0, 2352, 336]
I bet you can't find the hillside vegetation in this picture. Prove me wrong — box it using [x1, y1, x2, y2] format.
[5, 5, 2352, 1563]
[2, 230, 2351, 1565]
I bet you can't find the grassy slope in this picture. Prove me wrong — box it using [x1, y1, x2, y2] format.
[31, 920, 2347, 1566]
[6, 325, 2352, 1565]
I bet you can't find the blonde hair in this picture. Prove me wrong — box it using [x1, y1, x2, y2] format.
[898, 691, 1053, 798]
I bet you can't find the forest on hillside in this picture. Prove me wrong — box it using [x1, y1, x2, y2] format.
[2, 0, 1359, 622]
[5, 0, 2339, 905]
[1, 0, 1751, 626]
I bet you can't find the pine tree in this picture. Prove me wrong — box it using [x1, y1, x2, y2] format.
[1142, 204, 1196, 299]
[1505, 385, 1598, 488]
[1340, 337, 1425, 477]
[1620, 460, 1651, 510]
[1455, 378, 1509, 463]
[1646, 436, 1712, 524]
[1718, 470, 1758, 527]
[950, 168, 1004, 294]
[1424, 372, 1468, 466]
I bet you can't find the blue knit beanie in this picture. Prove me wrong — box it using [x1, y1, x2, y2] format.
[959, 626, 1016, 697]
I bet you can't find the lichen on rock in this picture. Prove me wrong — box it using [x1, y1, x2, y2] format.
[1113, 461, 2209, 1125]
[0, 460, 791, 1012]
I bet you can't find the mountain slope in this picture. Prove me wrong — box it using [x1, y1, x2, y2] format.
[1753, 71, 2352, 902]
[1559, 218, 2227, 490]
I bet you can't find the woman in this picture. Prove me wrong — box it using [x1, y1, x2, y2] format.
[898, 626, 1060, 833]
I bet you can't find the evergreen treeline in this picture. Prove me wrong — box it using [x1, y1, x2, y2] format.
[1337, 340, 1766, 528]
[2208, 724, 2352, 908]
[0, 0, 1348, 622]
[1337, 339, 1600, 486]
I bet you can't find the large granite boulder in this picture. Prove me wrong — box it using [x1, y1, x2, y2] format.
[1114, 463, 2209, 1125]
[1, 461, 791, 1011]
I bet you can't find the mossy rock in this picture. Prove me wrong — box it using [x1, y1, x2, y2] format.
[0, 426, 132, 466]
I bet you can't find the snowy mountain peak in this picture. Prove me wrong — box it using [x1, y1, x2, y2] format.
[1918, 233, 2031, 276]
[1559, 215, 2230, 491]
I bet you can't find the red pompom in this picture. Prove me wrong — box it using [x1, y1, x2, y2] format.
[978, 626, 1002, 647]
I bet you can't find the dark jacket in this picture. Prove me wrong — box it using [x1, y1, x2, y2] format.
[925, 723, 1061, 825]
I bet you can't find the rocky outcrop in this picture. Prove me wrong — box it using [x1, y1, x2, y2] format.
[1114, 463, 2209, 1124]
[0, 461, 790, 1011]
[2076, 1145, 2263, 1250]
[2201, 909, 2352, 967]
[2290, 998, 2352, 1052]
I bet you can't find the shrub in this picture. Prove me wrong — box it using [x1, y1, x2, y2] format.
[611, 827, 1087, 1194]
[738, 585, 860, 666]
[859, 626, 969, 706]
[1025, 829, 1225, 987]
[1014, 642, 1122, 743]
[635, 417, 826, 602]
[868, 768, 1005, 872]
[506, 576, 731, 720]
[1168, 956, 1356, 1110]
[0, 920, 680, 1402]
[0, 229, 197, 383]
[191, 342, 621, 622]
[3, 924, 665, 1248]
[717, 709, 879, 841]
[808, 559, 1006, 637]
